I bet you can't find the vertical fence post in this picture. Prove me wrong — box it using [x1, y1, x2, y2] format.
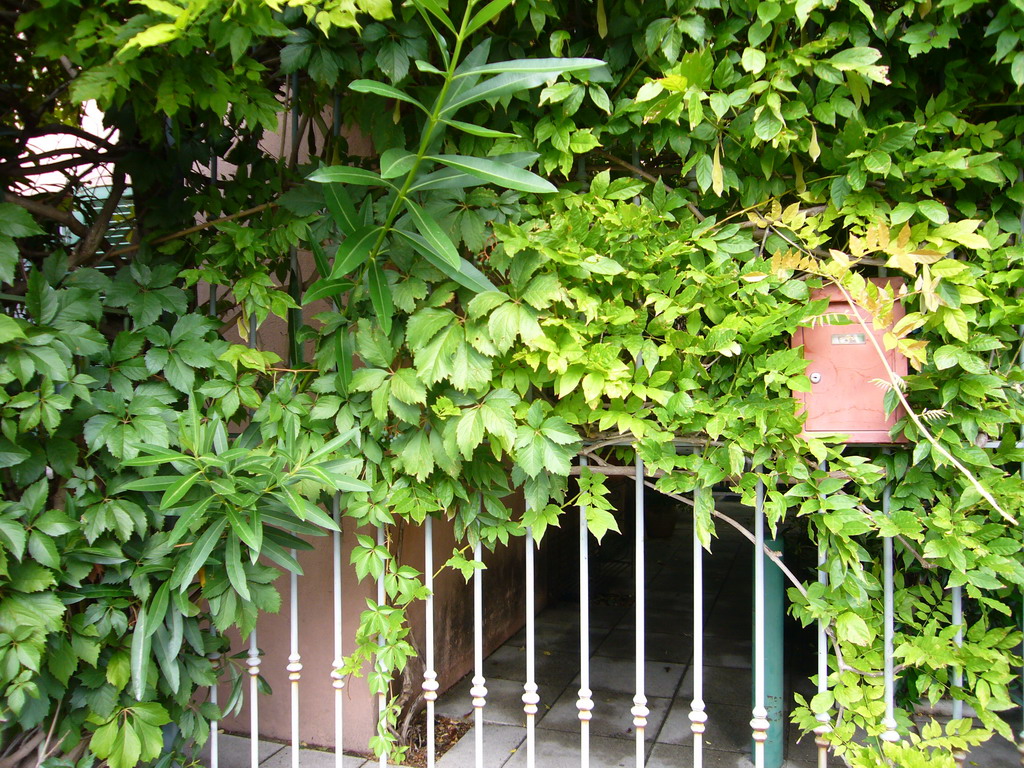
[814, 531, 831, 767]
[331, 494, 345, 768]
[881, 481, 900, 744]
[423, 516, 438, 768]
[578, 456, 593, 767]
[632, 451, 648, 767]
[286, 80, 302, 762]
[751, 475, 769, 768]
[522, 521, 538, 768]
[248, 632, 261, 768]
[288, 562, 302, 768]
[209, 652, 220, 768]
[247, 314, 260, 768]
[764, 534, 785, 768]
[471, 541, 487, 768]
[951, 585, 966, 766]
[688, 487, 708, 768]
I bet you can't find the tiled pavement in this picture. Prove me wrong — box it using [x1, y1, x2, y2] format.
[203, 503, 1022, 767]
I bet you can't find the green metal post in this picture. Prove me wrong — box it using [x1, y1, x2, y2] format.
[753, 536, 785, 768]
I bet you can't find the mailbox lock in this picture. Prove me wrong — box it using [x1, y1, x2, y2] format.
[809, 372, 822, 384]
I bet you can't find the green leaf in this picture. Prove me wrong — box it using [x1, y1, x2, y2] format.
[741, 47, 767, 74]
[391, 367, 426, 404]
[586, 505, 619, 543]
[836, 611, 872, 646]
[348, 79, 427, 111]
[332, 226, 382, 277]
[130, 607, 152, 700]
[0, 202, 44, 238]
[917, 200, 949, 225]
[0, 437, 29, 468]
[173, 518, 228, 592]
[367, 260, 393, 336]
[440, 119, 519, 139]
[443, 71, 565, 114]
[308, 166, 388, 187]
[225, 534, 251, 601]
[160, 471, 200, 509]
[323, 184, 359, 236]
[429, 154, 556, 194]
[0, 315, 26, 343]
[303, 277, 355, 306]
[412, 0, 456, 31]
[465, 0, 514, 35]
[454, 57, 605, 78]
[404, 199, 460, 268]
[380, 148, 417, 179]
[394, 230, 498, 293]
[829, 47, 882, 70]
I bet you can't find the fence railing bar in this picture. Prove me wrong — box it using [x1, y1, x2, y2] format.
[522, 522, 538, 768]
[288, 556, 302, 768]
[377, 525, 387, 768]
[247, 632, 261, 768]
[814, 461, 831, 768]
[632, 452, 648, 767]
[424, 517, 438, 768]
[814, 537, 831, 767]
[209, 652, 220, 768]
[751, 476, 768, 767]
[578, 456, 593, 767]
[331, 494, 345, 768]
[951, 585, 966, 767]
[881, 482, 899, 744]
[471, 541, 487, 768]
[688, 487, 707, 768]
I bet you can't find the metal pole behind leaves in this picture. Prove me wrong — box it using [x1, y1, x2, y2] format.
[578, 456, 593, 767]
[881, 482, 899, 745]
[523, 520, 538, 768]
[632, 451, 648, 767]
[689, 487, 708, 768]
[751, 476, 768, 767]
[471, 542, 487, 768]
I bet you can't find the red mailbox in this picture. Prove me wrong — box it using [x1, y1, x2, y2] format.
[792, 279, 908, 443]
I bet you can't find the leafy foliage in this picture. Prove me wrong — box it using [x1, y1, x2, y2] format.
[5, 0, 1024, 765]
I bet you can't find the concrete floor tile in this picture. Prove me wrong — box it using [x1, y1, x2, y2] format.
[676, 665, 752, 704]
[197, 733, 285, 768]
[535, 602, 629, 629]
[966, 733, 1020, 765]
[538, 686, 671, 741]
[480, 643, 578, 695]
[647, 743, 816, 768]
[657, 701, 757, 753]
[594, 629, 691, 664]
[502, 728, 638, 768]
[566, 656, 686, 699]
[436, 724, 525, 768]
[700, 634, 752, 669]
[504, 622, 610, 656]
[436, 677, 530, 726]
[260, 748, 368, 768]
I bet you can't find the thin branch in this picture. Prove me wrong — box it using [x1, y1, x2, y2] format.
[25, 123, 117, 150]
[70, 166, 127, 268]
[105, 201, 278, 260]
[2, 191, 89, 237]
[593, 148, 707, 221]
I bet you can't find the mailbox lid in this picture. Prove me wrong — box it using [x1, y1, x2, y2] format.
[793, 279, 908, 443]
